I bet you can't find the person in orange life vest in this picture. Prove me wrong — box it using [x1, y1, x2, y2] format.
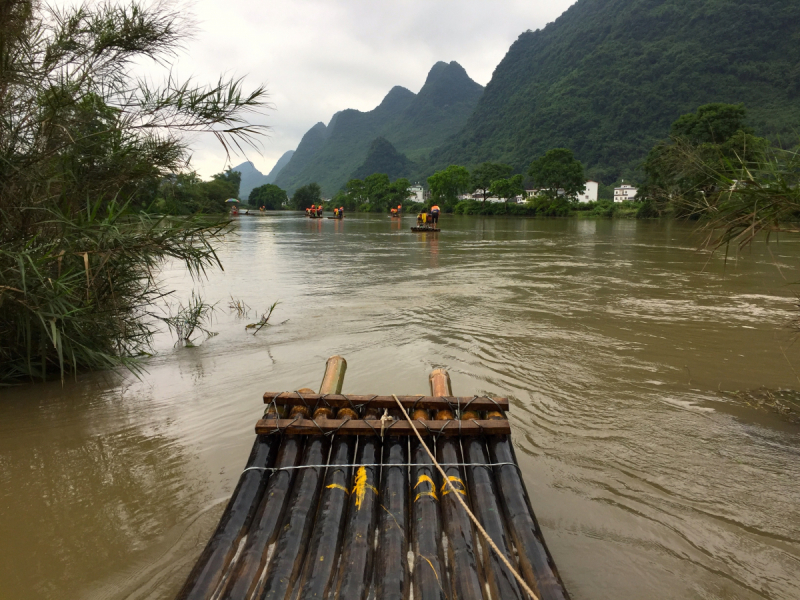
[430, 204, 440, 225]
[339, 206, 344, 218]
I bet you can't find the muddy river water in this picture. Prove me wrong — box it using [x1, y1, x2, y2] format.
[1, 214, 799, 599]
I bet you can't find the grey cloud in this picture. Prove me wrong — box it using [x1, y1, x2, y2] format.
[131, 0, 577, 177]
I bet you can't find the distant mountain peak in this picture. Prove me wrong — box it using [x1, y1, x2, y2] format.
[351, 137, 412, 181]
[230, 151, 294, 200]
[424, 61, 470, 86]
[274, 60, 484, 195]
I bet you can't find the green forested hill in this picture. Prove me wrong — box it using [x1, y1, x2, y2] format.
[428, 0, 800, 183]
[274, 62, 483, 195]
[271, 122, 330, 191]
[351, 137, 412, 181]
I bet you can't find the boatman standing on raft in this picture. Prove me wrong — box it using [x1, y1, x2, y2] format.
[430, 204, 440, 227]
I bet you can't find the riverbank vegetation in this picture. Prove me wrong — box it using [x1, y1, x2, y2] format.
[0, 0, 268, 383]
[637, 103, 800, 250]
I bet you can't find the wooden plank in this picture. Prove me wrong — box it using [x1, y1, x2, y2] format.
[262, 393, 509, 413]
[255, 418, 510, 437]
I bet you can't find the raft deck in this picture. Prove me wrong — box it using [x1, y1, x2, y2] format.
[411, 225, 440, 232]
[176, 357, 569, 600]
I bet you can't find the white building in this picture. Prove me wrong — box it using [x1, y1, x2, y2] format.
[408, 184, 424, 203]
[577, 180, 599, 203]
[613, 184, 638, 203]
[526, 181, 598, 202]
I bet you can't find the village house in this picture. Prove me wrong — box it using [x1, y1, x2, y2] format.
[408, 184, 425, 203]
[614, 183, 638, 202]
[525, 181, 598, 202]
[577, 181, 599, 203]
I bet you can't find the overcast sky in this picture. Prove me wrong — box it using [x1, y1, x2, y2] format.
[154, 0, 577, 178]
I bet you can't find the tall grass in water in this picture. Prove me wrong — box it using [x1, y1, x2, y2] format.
[0, 0, 269, 383]
[162, 292, 218, 347]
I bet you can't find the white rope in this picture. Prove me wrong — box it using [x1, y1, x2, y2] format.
[391, 394, 540, 600]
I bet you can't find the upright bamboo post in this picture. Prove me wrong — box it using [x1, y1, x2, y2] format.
[257, 357, 346, 600]
[319, 355, 347, 394]
[410, 406, 447, 600]
[333, 408, 382, 600]
[175, 408, 281, 600]
[487, 413, 570, 600]
[461, 413, 524, 600]
[429, 369, 484, 600]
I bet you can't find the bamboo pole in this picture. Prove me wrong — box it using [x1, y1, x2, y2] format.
[333, 408, 382, 600]
[217, 434, 305, 600]
[319, 355, 347, 394]
[487, 414, 570, 600]
[461, 416, 525, 600]
[255, 418, 510, 436]
[373, 415, 410, 600]
[175, 408, 281, 600]
[292, 405, 357, 598]
[263, 393, 510, 412]
[256, 358, 346, 599]
[430, 369, 484, 600]
[410, 407, 447, 600]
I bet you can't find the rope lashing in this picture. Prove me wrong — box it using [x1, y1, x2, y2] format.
[391, 393, 540, 600]
[380, 408, 391, 439]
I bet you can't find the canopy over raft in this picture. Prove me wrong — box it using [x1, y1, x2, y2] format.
[176, 357, 569, 600]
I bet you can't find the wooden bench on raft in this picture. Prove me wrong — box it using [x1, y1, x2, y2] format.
[176, 356, 570, 600]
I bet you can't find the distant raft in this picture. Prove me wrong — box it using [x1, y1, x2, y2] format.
[175, 357, 570, 600]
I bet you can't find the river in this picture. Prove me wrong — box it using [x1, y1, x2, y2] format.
[1, 213, 798, 600]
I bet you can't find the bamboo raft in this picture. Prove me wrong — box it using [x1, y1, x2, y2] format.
[176, 357, 569, 600]
[411, 226, 440, 232]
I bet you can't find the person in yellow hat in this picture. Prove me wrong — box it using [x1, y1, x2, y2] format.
[430, 204, 440, 226]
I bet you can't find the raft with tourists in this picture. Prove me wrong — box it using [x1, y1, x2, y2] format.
[176, 356, 569, 600]
[412, 204, 441, 232]
[305, 205, 324, 218]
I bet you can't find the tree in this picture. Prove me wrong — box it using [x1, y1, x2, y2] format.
[387, 178, 411, 210]
[291, 183, 322, 209]
[489, 174, 525, 210]
[640, 103, 768, 218]
[249, 183, 288, 210]
[670, 103, 751, 144]
[427, 165, 470, 209]
[0, 0, 269, 382]
[213, 169, 242, 199]
[364, 173, 391, 208]
[345, 179, 367, 205]
[471, 162, 512, 202]
[527, 149, 585, 202]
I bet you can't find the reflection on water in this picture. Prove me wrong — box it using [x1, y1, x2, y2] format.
[1, 214, 799, 599]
